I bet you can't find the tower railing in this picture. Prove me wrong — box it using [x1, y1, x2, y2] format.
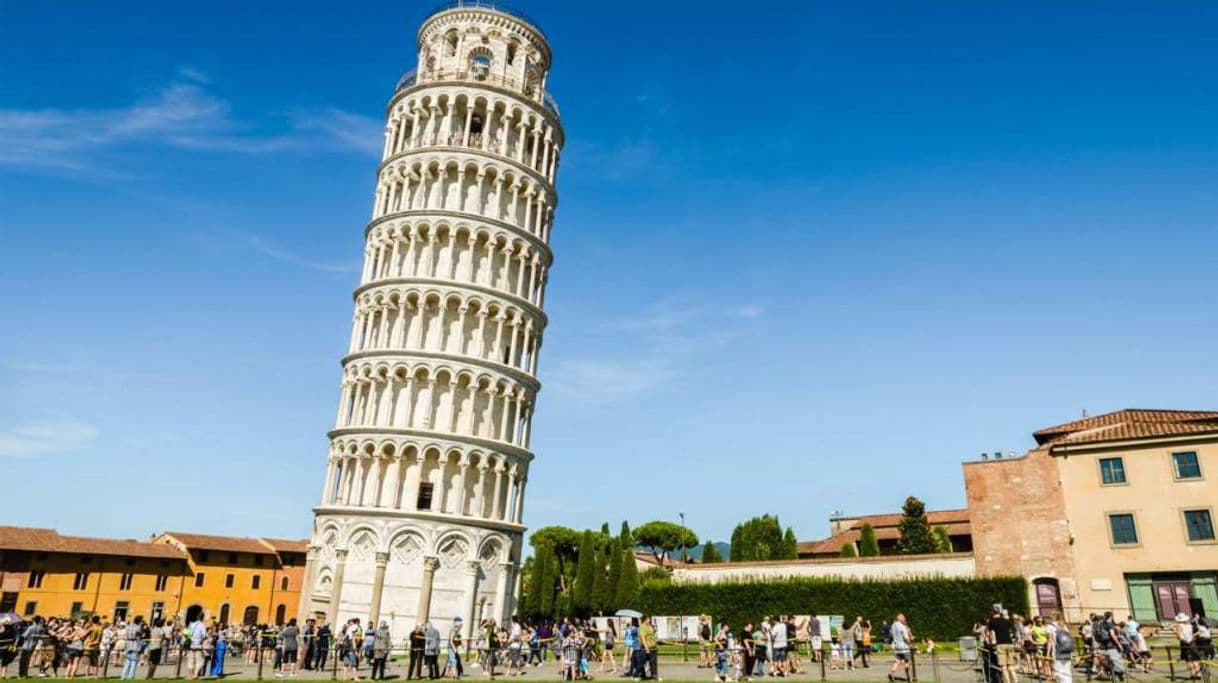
[395, 68, 560, 117]
[424, 0, 547, 39]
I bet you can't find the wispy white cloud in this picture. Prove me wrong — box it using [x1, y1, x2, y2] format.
[547, 298, 763, 407]
[0, 418, 98, 457]
[0, 73, 380, 175]
[196, 228, 360, 274]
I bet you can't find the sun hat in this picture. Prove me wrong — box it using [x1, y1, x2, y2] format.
[1175, 613, 1190, 623]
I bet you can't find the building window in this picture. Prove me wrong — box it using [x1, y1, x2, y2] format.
[1184, 509, 1215, 542]
[1109, 513, 1139, 545]
[225, 573, 235, 588]
[23, 601, 37, 616]
[155, 574, 168, 592]
[254, 555, 265, 566]
[151, 601, 165, 621]
[281, 577, 289, 590]
[1173, 451, 1202, 480]
[114, 601, 129, 621]
[252, 575, 261, 590]
[228, 553, 239, 564]
[70, 601, 84, 618]
[198, 551, 210, 562]
[417, 482, 434, 511]
[119, 573, 134, 591]
[125, 558, 135, 566]
[1098, 457, 1126, 484]
[27, 570, 45, 588]
[195, 572, 206, 587]
[73, 572, 89, 590]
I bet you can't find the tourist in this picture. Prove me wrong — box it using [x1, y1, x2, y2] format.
[315, 620, 332, 671]
[369, 621, 390, 681]
[983, 605, 1014, 683]
[1095, 612, 1126, 681]
[341, 619, 363, 681]
[425, 621, 442, 679]
[636, 617, 657, 682]
[279, 618, 301, 678]
[806, 616, 821, 664]
[506, 616, 524, 676]
[714, 622, 730, 682]
[448, 617, 465, 677]
[887, 613, 912, 683]
[698, 615, 712, 669]
[210, 628, 228, 678]
[1047, 613, 1073, 683]
[482, 619, 500, 680]
[1175, 613, 1199, 679]
[186, 615, 207, 679]
[838, 618, 854, 672]
[784, 616, 801, 674]
[596, 619, 616, 673]
[407, 623, 426, 680]
[1029, 616, 1050, 679]
[771, 615, 788, 677]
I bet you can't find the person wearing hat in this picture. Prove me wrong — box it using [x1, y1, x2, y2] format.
[1174, 613, 1199, 678]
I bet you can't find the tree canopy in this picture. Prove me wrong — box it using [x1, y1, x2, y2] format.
[633, 520, 698, 564]
[701, 540, 723, 564]
[859, 523, 880, 556]
[729, 514, 798, 562]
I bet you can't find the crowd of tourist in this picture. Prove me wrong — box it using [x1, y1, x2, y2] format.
[2, 606, 1213, 682]
[977, 604, 1214, 683]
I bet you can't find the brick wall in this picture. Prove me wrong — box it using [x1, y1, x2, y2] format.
[963, 448, 1081, 619]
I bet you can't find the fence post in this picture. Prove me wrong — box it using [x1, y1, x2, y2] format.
[256, 629, 265, 680]
[332, 643, 339, 680]
[910, 648, 918, 682]
[820, 644, 827, 682]
[175, 644, 184, 679]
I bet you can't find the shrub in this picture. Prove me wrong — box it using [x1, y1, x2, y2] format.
[638, 574, 1027, 640]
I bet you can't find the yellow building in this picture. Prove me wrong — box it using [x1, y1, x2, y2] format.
[0, 526, 188, 622]
[0, 527, 307, 626]
[967, 409, 1218, 622]
[154, 532, 305, 626]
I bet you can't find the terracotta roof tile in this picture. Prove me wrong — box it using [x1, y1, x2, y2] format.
[1033, 409, 1218, 447]
[260, 538, 309, 554]
[796, 509, 971, 556]
[159, 532, 278, 555]
[0, 526, 184, 559]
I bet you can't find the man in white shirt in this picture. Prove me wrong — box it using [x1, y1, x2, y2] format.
[188, 618, 208, 679]
[887, 614, 911, 683]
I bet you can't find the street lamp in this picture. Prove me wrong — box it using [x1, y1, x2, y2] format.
[679, 512, 687, 564]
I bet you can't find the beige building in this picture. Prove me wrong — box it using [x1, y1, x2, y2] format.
[965, 409, 1218, 623]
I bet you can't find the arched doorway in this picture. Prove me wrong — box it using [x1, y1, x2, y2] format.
[243, 605, 259, 626]
[275, 604, 286, 625]
[1033, 578, 1062, 616]
[185, 604, 204, 624]
[218, 604, 231, 626]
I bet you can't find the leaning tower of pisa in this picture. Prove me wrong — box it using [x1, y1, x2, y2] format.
[299, 1, 561, 635]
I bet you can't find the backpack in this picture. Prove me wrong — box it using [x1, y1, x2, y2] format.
[1054, 628, 1074, 656]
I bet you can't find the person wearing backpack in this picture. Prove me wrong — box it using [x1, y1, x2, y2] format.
[1047, 615, 1073, 683]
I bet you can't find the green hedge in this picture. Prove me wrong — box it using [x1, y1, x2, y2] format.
[639, 575, 1027, 640]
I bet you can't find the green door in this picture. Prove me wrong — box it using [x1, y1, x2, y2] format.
[1125, 574, 1157, 623]
[1191, 573, 1218, 618]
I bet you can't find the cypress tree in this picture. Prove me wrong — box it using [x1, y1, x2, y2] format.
[782, 527, 798, 559]
[590, 546, 609, 614]
[538, 544, 558, 617]
[859, 523, 881, 557]
[601, 522, 611, 535]
[701, 541, 723, 563]
[605, 540, 623, 612]
[840, 542, 858, 557]
[615, 545, 640, 607]
[572, 530, 595, 615]
[897, 496, 935, 554]
[619, 521, 633, 550]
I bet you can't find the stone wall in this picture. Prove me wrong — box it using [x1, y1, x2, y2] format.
[963, 449, 1079, 618]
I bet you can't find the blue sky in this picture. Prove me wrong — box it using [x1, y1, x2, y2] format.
[2, 1, 1216, 547]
